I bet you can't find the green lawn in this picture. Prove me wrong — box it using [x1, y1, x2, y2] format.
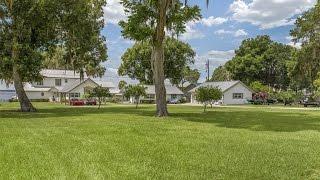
[1, 103, 320, 179]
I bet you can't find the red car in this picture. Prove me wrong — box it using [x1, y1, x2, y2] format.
[70, 99, 85, 106]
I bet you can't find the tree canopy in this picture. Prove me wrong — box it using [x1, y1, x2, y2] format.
[211, 66, 231, 82]
[89, 86, 111, 109]
[195, 86, 222, 112]
[118, 38, 196, 85]
[290, 0, 320, 90]
[0, 0, 107, 111]
[123, 84, 147, 109]
[225, 35, 295, 89]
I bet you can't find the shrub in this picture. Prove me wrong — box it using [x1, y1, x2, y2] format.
[195, 86, 222, 112]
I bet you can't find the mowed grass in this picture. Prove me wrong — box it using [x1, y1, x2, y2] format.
[1, 103, 320, 179]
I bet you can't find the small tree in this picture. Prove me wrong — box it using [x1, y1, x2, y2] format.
[118, 80, 127, 102]
[195, 86, 222, 112]
[89, 86, 111, 109]
[124, 85, 147, 109]
[276, 90, 296, 106]
[209, 87, 223, 108]
[118, 80, 127, 91]
[250, 81, 269, 93]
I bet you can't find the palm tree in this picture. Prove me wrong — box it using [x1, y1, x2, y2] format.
[152, 0, 210, 116]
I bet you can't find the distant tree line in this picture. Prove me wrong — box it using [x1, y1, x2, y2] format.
[211, 1, 320, 93]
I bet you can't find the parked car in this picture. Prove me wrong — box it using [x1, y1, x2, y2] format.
[85, 99, 97, 106]
[302, 101, 320, 107]
[70, 99, 85, 106]
[168, 99, 180, 104]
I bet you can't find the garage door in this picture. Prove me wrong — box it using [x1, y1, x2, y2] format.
[0, 91, 16, 101]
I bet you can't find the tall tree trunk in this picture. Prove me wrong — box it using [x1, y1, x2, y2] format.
[12, 37, 36, 112]
[13, 65, 36, 112]
[152, 45, 168, 116]
[151, 0, 170, 117]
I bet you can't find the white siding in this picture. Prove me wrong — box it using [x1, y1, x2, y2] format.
[26, 91, 53, 100]
[34, 77, 78, 87]
[69, 80, 98, 96]
[190, 82, 253, 105]
[223, 83, 252, 105]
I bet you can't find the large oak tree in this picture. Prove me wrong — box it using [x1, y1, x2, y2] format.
[119, 0, 201, 116]
[225, 35, 295, 89]
[0, 0, 107, 112]
[290, 0, 320, 90]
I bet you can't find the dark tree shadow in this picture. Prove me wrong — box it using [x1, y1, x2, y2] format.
[169, 110, 320, 132]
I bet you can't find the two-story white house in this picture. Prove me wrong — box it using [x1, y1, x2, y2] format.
[0, 69, 118, 102]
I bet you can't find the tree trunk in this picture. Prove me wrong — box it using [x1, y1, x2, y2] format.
[151, 0, 170, 117]
[13, 64, 36, 112]
[12, 37, 36, 112]
[135, 96, 139, 109]
[152, 45, 168, 116]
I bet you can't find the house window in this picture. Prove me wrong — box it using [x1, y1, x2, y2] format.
[41, 92, 44, 97]
[233, 93, 243, 99]
[36, 80, 43, 86]
[171, 94, 177, 99]
[69, 93, 80, 98]
[55, 79, 62, 86]
[65, 79, 68, 83]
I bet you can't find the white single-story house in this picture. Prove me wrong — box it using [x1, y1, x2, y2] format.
[130, 85, 184, 103]
[95, 81, 122, 96]
[189, 81, 254, 105]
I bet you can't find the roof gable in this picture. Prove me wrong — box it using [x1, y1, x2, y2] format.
[144, 85, 184, 95]
[189, 81, 240, 93]
[94, 81, 116, 88]
[60, 78, 98, 93]
[189, 81, 253, 93]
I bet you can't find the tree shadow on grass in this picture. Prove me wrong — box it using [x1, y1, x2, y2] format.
[170, 110, 320, 132]
[1, 105, 320, 132]
[0, 105, 156, 120]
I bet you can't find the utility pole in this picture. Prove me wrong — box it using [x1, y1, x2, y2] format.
[206, 59, 210, 81]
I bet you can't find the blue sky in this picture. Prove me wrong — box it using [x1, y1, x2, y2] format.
[102, 0, 316, 82]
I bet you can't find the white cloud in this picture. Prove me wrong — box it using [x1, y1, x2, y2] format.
[214, 29, 248, 37]
[180, 21, 205, 40]
[201, 16, 228, 27]
[193, 50, 235, 82]
[286, 36, 302, 48]
[103, 0, 127, 25]
[229, 0, 316, 29]
[287, 42, 302, 48]
[234, 29, 248, 37]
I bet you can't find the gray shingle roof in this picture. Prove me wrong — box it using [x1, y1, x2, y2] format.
[189, 81, 241, 93]
[94, 81, 116, 88]
[144, 85, 184, 95]
[41, 69, 88, 79]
